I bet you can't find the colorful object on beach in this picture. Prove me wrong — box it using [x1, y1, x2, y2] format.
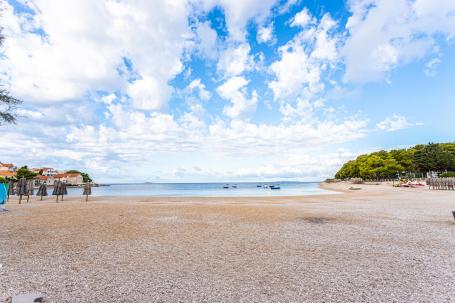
[37, 183, 48, 200]
[16, 177, 28, 204]
[0, 183, 7, 211]
[83, 183, 92, 201]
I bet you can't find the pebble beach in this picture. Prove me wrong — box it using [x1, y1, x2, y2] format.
[1, 183, 454, 302]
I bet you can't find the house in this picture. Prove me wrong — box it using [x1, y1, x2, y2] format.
[0, 171, 16, 179]
[54, 173, 83, 185]
[66, 173, 83, 185]
[34, 175, 55, 186]
[0, 163, 17, 172]
[42, 168, 59, 177]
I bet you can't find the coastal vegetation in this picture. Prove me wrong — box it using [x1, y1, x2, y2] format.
[16, 166, 38, 180]
[335, 142, 455, 180]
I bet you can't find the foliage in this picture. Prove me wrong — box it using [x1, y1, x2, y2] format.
[16, 166, 38, 180]
[335, 142, 455, 180]
[0, 28, 23, 125]
[0, 177, 6, 183]
[439, 172, 455, 177]
[66, 170, 92, 182]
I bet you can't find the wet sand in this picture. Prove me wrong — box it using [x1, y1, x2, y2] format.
[1, 183, 454, 302]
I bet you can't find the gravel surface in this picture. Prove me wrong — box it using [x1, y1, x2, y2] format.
[1, 183, 454, 302]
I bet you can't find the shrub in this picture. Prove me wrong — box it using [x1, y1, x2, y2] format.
[439, 172, 455, 177]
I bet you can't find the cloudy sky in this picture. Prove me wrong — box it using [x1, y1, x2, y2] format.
[0, 0, 454, 183]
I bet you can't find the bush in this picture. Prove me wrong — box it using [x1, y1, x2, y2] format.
[439, 172, 455, 177]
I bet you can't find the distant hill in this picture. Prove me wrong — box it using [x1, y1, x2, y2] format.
[335, 142, 455, 180]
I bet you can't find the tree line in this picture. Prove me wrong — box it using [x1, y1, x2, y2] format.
[335, 142, 455, 180]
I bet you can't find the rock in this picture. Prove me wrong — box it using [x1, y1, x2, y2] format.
[11, 293, 44, 303]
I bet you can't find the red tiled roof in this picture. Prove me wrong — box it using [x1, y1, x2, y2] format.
[0, 163, 14, 168]
[66, 173, 81, 177]
[0, 171, 15, 177]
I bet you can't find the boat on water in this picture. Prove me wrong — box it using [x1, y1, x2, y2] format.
[270, 185, 280, 190]
[223, 184, 230, 189]
[256, 184, 262, 188]
[231, 184, 237, 188]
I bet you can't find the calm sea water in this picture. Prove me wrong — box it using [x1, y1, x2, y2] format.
[64, 182, 337, 197]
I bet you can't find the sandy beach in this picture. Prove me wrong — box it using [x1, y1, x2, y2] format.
[1, 183, 454, 302]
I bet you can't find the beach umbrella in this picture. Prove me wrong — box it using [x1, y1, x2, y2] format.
[26, 179, 34, 203]
[83, 182, 92, 202]
[37, 183, 48, 200]
[52, 180, 62, 202]
[60, 182, 68, 201]
[7, 180, 15, 201]
[16, 177, 28, 204]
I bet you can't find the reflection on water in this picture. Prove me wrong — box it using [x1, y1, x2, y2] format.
[64, 182, 337, 197]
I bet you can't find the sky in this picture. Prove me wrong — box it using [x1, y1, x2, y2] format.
[0, 0, 454, 183]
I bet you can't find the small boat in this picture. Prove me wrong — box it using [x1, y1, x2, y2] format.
[231, 184, 237, 188]
[256, 185, 262, 188]
[270, 185, 280, 190]
[223, 184, 229, 189]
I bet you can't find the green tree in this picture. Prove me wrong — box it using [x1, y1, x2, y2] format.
[0, 28, 22, 125]
[16, 166, 38, 180]
[334, 142, 455, 180]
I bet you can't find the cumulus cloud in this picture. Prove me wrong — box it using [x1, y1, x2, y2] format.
[343, 0, 455, 83]
[216, 77, 257, 119]
[197, 0, 278, 42]
[0, 0, 190, 109]
[376, 115, 417, 132]
[188, 79, 212, 101]
[217, 43, 254, 77]
[257, 24, 274, 43]
[194, 21, 218, 59]
[269, 12, 339, 101]
[290, 7, 313, 27]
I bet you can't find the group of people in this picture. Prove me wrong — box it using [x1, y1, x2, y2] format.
[427, 178, 455, 190]
[0, 178, 93, 212]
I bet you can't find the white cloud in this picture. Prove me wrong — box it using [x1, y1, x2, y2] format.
[291, 7, 313, 27]
[216, 77, 257, 119]
[194, 21, 218, 59]
[424, 57, 441, 77]
[343, 0, 455, 83]
[127, 76, 170, 111]
[0, 0, 191, 109]
[269, 14, 339, 102]
[198, 0, 278, 42]
[188, 79, 212, 101]
[257, 25, 273, 43]
[376, 115, 415, 132]
[16, 108, 43, 120]
[217, 43, 254, 77]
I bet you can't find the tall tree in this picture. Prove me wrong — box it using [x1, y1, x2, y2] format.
[0, 27, 22, 125]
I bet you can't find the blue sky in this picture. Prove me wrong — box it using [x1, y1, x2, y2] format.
[1, 0, 454, 182]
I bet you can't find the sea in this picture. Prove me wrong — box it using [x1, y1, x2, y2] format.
[64, 182, 337, 197]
